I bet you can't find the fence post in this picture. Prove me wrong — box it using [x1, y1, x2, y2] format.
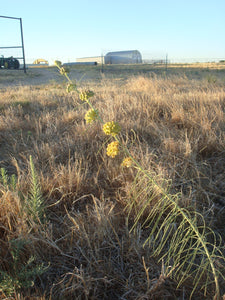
[165, 54, 168, 72]
[20, 18, 26, 73]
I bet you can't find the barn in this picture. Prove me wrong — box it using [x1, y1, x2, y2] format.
[104, 50, 142, 64]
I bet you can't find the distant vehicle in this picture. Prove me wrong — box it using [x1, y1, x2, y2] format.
[0, 55, 20, 69]
[33, 58, 49, 65]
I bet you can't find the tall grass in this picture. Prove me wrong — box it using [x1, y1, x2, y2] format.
[0, 64, 224, 299]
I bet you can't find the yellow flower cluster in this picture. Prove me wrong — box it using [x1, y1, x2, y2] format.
[85, 109, 98, 124]
[103, 121, 121, 136]
[106, 141, 119, 158]
[79, 90, 94, 101]
[121, 157, 133, 168]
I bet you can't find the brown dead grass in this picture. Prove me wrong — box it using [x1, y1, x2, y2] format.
[0, 66, 225, 299]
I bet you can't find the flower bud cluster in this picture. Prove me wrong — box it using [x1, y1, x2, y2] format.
[60, 66, 70, 75]
[85, 109, 99, 124]
[79, 90, 95, 101]
[103, 121, 121, 136]
[106, 141, 119, 158]
[121, 157, 133, 167]
[54, 60, 62, 68]
[67, 83, 77, 93]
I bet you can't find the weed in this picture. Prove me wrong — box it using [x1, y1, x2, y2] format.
[55, 61, 225, 299]
[0, 167, 17, 192]
[26, 155, 45, 222]
[0, 238, 47, 297]
[0, 157, 45, 223]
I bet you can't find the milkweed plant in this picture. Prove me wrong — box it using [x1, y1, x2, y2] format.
[55, 61, 225, 299]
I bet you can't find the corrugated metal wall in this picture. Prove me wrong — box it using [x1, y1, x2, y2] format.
[105, 50, 142, 64]
[76, 56, 104, 64]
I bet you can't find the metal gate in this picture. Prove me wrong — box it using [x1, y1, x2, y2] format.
[0, 15, 26, 73]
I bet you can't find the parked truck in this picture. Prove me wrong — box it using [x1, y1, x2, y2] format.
[0, 55, 20, 69]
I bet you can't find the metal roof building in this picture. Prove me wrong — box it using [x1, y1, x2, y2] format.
[104, 50, 142, 64]
[76, 56, 103, 64]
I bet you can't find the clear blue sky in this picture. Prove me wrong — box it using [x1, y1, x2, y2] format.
[1, 0, 224, 64]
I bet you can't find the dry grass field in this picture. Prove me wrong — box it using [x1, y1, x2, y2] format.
[0, 63, 225, 299]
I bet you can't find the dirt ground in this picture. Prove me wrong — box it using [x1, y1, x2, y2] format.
[0, 67, 68, 89]
[0, 66, 102, 89]
[1, 63, 225, 89]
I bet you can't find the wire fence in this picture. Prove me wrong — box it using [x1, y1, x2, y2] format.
[68, 50, 225, 66]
